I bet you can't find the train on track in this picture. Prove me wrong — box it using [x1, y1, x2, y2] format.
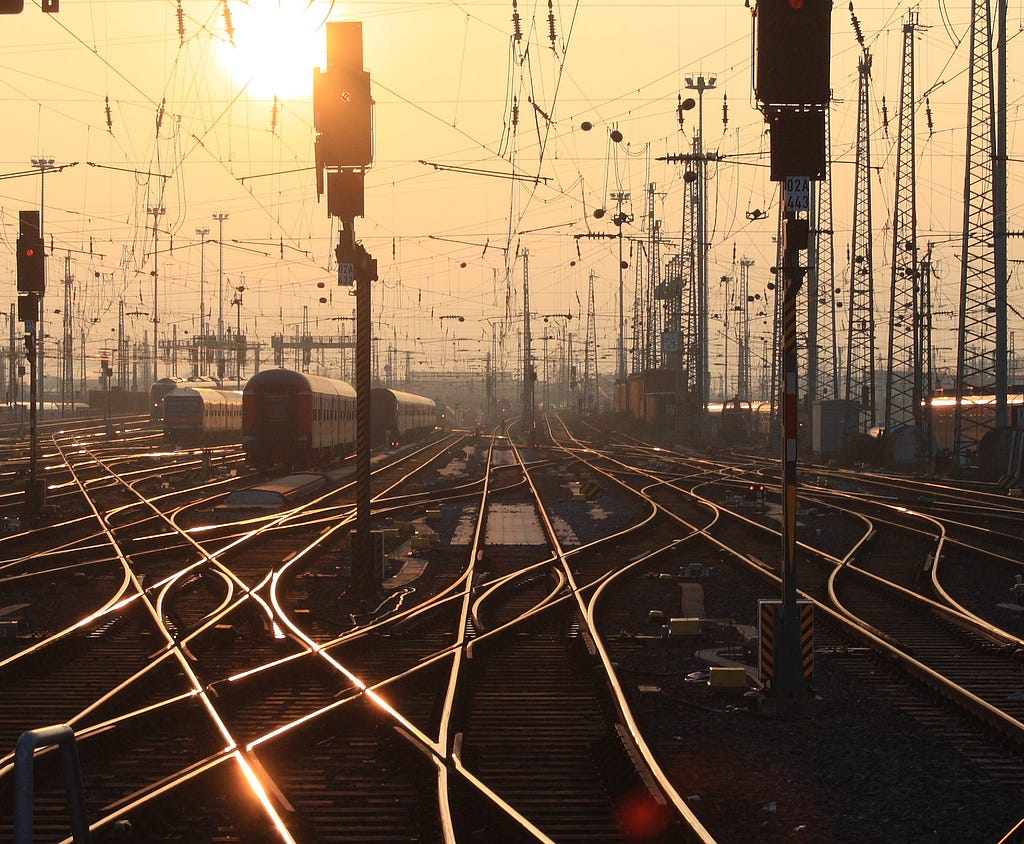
[149, 376, 223, 422]
[242, 368, 439, 469]
[162, 387, 244, 445]
[370, 388, 438, 449]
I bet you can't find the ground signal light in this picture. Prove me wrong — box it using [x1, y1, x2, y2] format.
[755, 0, 832, 107]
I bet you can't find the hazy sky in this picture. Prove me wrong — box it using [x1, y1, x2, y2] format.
[0, 0, 1017, 392]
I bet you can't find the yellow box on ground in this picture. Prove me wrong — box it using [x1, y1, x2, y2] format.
[708, 667, 748, 688]
[668, 617, 700, 637]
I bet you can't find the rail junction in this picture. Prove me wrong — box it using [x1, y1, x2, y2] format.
[1, 413, 1024, 842]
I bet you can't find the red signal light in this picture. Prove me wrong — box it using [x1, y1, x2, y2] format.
[17, 235, 45, 293]
[789, 0, 804, 8]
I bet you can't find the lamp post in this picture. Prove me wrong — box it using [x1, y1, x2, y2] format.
[196, 227, 210, 376]
[148, 205, 165, 382]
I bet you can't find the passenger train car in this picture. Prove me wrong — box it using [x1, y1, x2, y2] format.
[370, 388, 438, 449]
[243, 369, 356, 469]
[162, 387, 243, 445]
[149, 377, 222, 422]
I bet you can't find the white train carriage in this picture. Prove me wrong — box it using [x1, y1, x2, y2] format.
[163, 387, 243, 444]
[370, 388, 438, 449]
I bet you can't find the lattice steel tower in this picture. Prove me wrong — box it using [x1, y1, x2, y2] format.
[583, 269, 598, 413]
[738, 257, 754, 403]
[809, 110, 838, 403]
[954, 0, 1007, 462]
[681, 167, 699, 398]
[884, 13, 922, 433]
[844, 31, 876, 431]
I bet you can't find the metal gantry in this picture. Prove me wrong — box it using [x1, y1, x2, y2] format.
[885, 13, 922, 436]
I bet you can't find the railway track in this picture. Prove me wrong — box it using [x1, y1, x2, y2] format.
[4, 416, 1024, 841]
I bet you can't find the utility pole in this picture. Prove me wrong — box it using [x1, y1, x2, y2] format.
[686, 73, 716, 427]
[739, 258, 755, 403]
[148, 205, 165, 383]
[231, 279, 246, 389]
[610, 191, 631, 382]
[658, 79, 715, 435]
[885, 14, 921, 437]
[954, 0, 1007, 463]
[845, 17, 876, 433]
[61, 254, 73, 414]
[721, 272, 732, 400]
[196, 227, 210, 377]
[584, 270, 598, 414]
[212, 213, 229, 381]
[522, 251, 534, 436]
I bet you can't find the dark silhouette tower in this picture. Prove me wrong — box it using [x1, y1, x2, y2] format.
[954, 0, 1007, 464]
[809, 110, 838, 404]
[884, 13, 922, 437]
[844, 17, 876, 432]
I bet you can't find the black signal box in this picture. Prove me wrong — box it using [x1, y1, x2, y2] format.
[755, 0, 833, 107]
[16, 211, 45, 294]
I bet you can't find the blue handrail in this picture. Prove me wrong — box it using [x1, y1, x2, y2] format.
[13, 724, 90, 844]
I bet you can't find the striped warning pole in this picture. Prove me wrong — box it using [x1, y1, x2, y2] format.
[776, 195, 809, 699]
[339, 218, 378, 595]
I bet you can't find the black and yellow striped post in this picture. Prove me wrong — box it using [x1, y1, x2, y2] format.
[775, 196, 810, 699]
[758, 599, 814, 687]
[338, 219, 377, 596]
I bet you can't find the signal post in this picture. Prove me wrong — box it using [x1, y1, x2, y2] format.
[16, 211, 45, 526]
[753, 0, 832, 702]
[314, 21, 377, 595]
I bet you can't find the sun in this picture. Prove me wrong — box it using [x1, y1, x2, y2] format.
[215, 0, 328, 101]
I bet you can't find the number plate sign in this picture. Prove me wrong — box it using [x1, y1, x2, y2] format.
[784, 176, 810, 213]
[338, 262, 355, 286]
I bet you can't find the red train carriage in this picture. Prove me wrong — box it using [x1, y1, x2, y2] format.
[243, 369, 356, 469]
